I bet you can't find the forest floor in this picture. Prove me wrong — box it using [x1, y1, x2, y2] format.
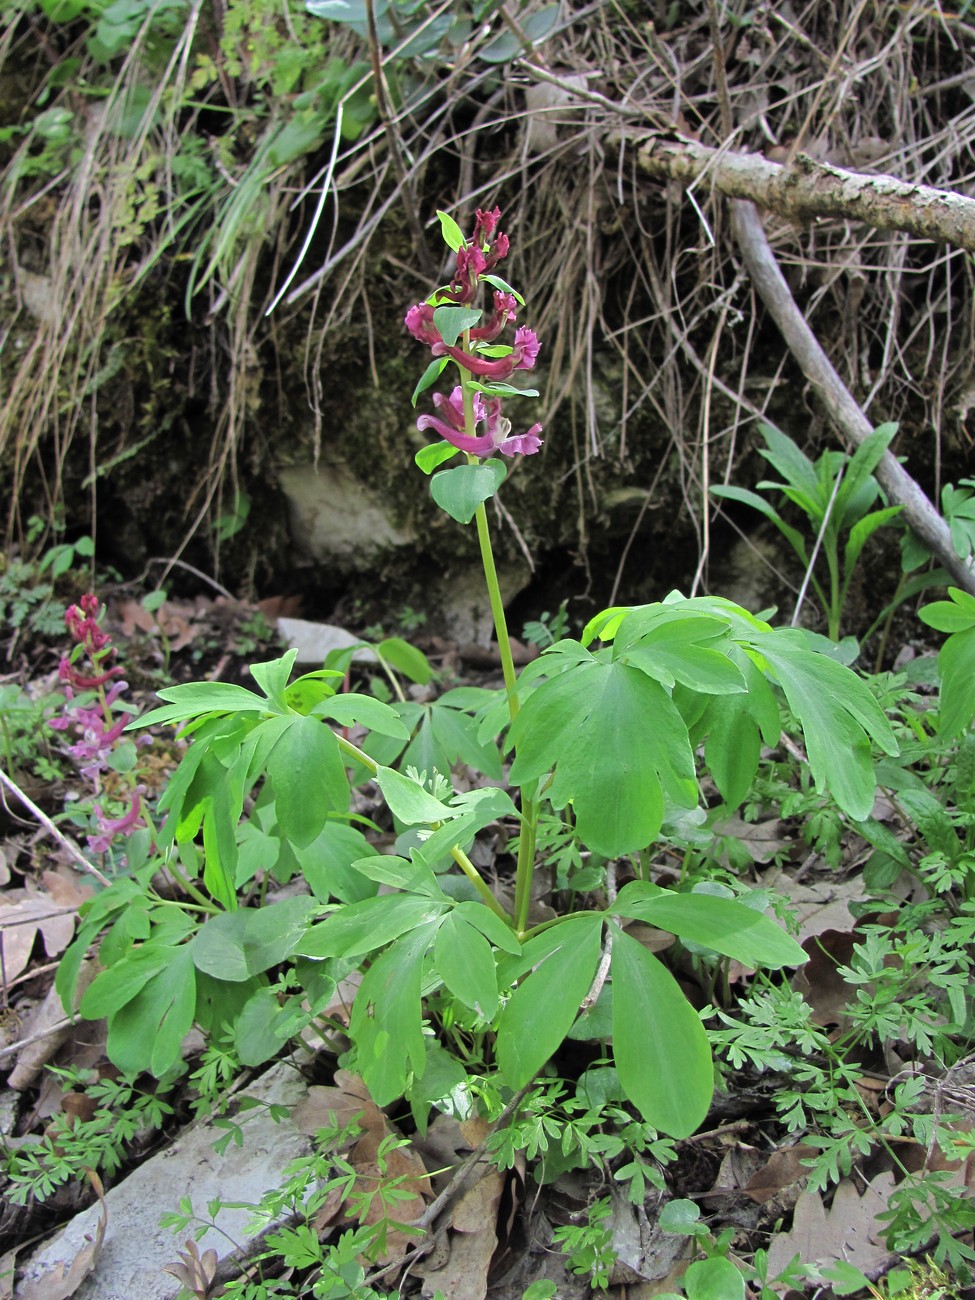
[1, 581, 974, 1300]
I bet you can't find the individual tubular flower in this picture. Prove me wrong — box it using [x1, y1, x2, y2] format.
[417, 387, 542, 457]
[87, 787, 146, 856]
[437, 326, 540, 380]
[470, 292, 518, 342]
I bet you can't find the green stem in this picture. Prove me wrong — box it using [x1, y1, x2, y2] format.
[165, 856, 219, 911]
[451, 844, 510, 921]
[338, 722, 509, 921]
[456, 351, 542, 927]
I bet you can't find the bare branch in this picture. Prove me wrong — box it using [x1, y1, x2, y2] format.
[637, 136, 975, 256]
[729, 200, 975, 595]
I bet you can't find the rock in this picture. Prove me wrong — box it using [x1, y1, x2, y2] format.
[16, 1061, 313, 1300]
[275, 616, 378, 666]
[278, 461, 411, 568]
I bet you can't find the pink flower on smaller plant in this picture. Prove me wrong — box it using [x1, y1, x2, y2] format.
[87, 787, 146, 855]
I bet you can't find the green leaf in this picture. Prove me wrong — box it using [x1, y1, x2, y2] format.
[454, 900, 521, 955]
[611, 883, 807, 968]
[319, 692, 410, 739]
[431, 461, 507, 525]
[130, 681, 268, 729]
[480, 273, 525, 305]
[467, 382, 538, 398]
[249, 650, 299, 711]
[682, 1257, 746, 1300]
[919, 587, 975, 633]
[266, 715, 349, 849]
[936, 624, 975, 737]
[433, 305, 482, 347]
[352, 854, 445, 899]
[377, 637, 434, 684]
[496, 915, 602, 1088]
[106, 947, 196, 1078]
[297, 893, 448, 960]
[190, 897, 319, 981]
[82, 943, 177, 1018]
[434, 912, 499, 1018]
[757, 423, 821, 500]
[844, 505, 902, 581]
[412, 356, 449, 406]
[294, 821, 381, 903]
[615, 613, 747, 695]
[752, 632, 898, 819]
[509, 659, 698, 856]
[436, 209, 466, 252]
[350, 921, 439, 1104]
[819, 1261, 873, 1296]
[709, 485, 809, 562]
[375, 764, 454, 824]
[235, 986, 286, 1067]
[611, 930, 712, 1138]
[478, 3, 559, 61]
[415, 439, 459, 474]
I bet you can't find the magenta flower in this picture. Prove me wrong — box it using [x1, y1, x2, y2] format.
[437, 326, 540, 380]
[87, 787, 146, 855]
[470, 292, 518, 342]
[404, 302, 441, 347]
[417, 387, 542, 458]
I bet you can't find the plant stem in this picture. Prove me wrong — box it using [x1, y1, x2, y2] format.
[164, 855, 218, 911]
[451, 845, 510, 920]
[456, 356, 540, 928]
[338, 722, 507, 921]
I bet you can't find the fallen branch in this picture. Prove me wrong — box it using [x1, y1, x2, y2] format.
[638, 135, 975, 255]
[729, 199, 975, 596]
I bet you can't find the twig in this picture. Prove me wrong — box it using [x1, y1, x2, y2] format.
[729, 199, 975, 594]
[0, 768, 111, 888]
[0, 1015, 71, 1061]
[361, 1083, 534, 1287]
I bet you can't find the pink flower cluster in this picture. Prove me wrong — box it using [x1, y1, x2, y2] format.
[405, 208, 543, 458]
[50, 594, 147, 857]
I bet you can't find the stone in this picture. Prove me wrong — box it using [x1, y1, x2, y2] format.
[275, 616, 378, 666]
[16, 1062, 313, 1300]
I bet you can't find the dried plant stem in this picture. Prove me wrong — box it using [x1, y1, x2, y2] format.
[0, 767, 111, 887]
[638, 137, 975, 255]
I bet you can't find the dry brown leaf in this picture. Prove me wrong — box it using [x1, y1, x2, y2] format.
[16, 1172, 107, 1300]
[292, 1069, 384, 1144]
[793, 929, 856, 1028]
[293, 1072, 431, 1268]
[161, 1238, 219, 1298]
[766, 1172, 897, 1279]
[115, 598, 200, 652]
[416, 1116, 503, 1300]
[763, 869, 863, 944]
[741, 1144, 815, 1204]
[8, 960, 100, 1091]
[0, 891, 77, 986]
[713, 813, 790, 863]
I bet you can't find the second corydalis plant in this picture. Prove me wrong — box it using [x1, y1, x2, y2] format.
[50, 593, 148, 858]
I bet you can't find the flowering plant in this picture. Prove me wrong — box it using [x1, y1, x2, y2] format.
[50, 594, 148, 859]
[59, 213, 902, 1148]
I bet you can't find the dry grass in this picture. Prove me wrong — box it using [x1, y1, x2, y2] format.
[3, 0, 974, 587]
